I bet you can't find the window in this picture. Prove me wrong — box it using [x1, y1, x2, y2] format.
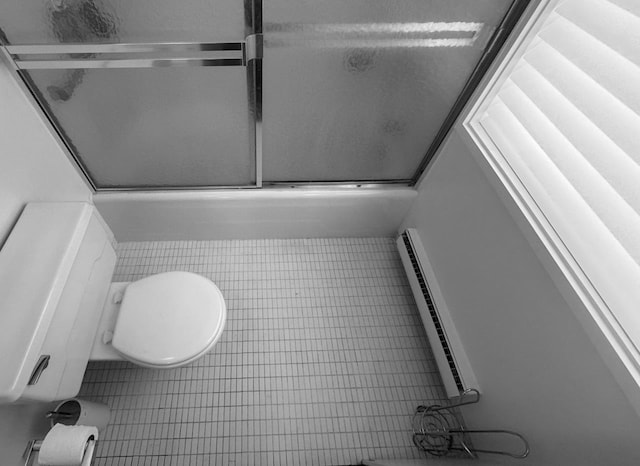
[464, 0, 640, 407]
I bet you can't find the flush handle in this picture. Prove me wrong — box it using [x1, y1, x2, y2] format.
[27, 355, 50, 385]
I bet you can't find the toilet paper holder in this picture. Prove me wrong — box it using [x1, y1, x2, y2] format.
[23, 437, 96, 466]
[22, 439, 42, 466]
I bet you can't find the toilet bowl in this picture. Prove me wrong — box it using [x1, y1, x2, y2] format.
[91, 271, 227, 368]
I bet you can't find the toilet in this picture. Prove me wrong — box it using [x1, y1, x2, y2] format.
[0, 202, 227, 404]
[92, 271, 226, 368]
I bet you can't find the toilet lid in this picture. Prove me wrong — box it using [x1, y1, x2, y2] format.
[112, 271, 226, 367]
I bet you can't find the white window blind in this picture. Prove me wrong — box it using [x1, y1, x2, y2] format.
[476, 0, 640, 349]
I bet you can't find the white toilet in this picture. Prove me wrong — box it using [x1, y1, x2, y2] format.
[0, 202, 227, 404]
[92, 271, 227, 369]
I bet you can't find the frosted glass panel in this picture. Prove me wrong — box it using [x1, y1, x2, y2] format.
[0, 0, 244, 45]
[262, 0, 512, 182]
[26, 66, 253, 188]
[0, 0, 523, 187]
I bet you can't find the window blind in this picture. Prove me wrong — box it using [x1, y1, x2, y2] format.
[477, 0, 640, 345]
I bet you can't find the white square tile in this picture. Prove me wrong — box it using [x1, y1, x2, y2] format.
[82, 238, 447, 466]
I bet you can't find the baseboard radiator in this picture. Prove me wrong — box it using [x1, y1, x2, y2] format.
[397, 229, 479, 399]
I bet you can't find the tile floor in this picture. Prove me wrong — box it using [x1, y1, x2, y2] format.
[79, 238, 448, 466]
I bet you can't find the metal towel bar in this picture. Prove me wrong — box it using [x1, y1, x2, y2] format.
[22, 439, 42, 466]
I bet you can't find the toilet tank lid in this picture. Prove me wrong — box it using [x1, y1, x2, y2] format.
[0, 202, 93, 403]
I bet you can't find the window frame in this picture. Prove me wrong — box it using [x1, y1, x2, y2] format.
[457, 0, 640, 416]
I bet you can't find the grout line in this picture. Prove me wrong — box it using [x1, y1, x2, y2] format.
[81, 238, 448, 466]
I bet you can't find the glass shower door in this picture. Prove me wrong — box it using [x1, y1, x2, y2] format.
[0, 0, 524, 189]
[23, 65, 254, 188]
[262, 0, 514, 183]
[0, 0, 258, 188]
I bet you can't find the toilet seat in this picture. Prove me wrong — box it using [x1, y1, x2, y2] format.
[111, 271, 226, 368]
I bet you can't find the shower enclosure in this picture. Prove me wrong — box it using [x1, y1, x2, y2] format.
[0, 0, 527, 190]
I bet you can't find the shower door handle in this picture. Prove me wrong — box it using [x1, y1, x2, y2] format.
[4, 42, 248, 69]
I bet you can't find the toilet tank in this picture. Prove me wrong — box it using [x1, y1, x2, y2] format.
[0, 202, 116, 403]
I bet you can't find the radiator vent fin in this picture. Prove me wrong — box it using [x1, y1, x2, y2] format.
[397, 229, 479, 398]
[401, 232, 465, 393]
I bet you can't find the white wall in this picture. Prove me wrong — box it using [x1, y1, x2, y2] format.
[400, 128, 640, 465]
[0, 59, 92, 465]
[0, 59, 92, 246]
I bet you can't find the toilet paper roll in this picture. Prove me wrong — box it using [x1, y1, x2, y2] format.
[38, 424, 98, 466]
